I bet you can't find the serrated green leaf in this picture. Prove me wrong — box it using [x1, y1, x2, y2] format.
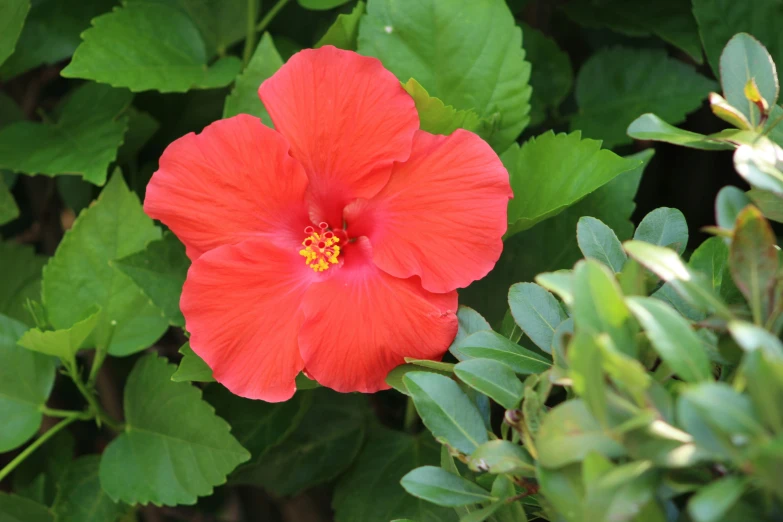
[634, 207, 689, 255]
[627, 297, 713, 382]
[315, 1, 365, 49]
[223, 32, 282, 126]
[719, 33, 779, 127]
[0, 0, 29, 68]
[358, 0, 531, 151]
[572, 47, 716, 148]
[730, 205, 778, 321]
[99, 354, 250, 506]
[62, 2, 240, 92]
[0, 493, 52, 522]
[577, 216, 627, 272]
[229, 389, 368, 496]
[53, 456, 129, 522]
[401, 466, 495, 507]
[522, 22, 573, 126]
[0, 314, 57, 453]
[171, 342, 215, 382]
[458, 331, 551, 374]
[627, 113, 735, 150]
[0, 242, 45, 327]
[508, 282, 567, 353]
[403, 372, 488, 455]
[333, 427, 456, 522]
[17, 309, 100, 362]
[0, 83, 131, 185]
[504, 131, 641, 236]
[113, 231, 189, 327]
[454, 359, 524, 410]
[401, 78, 482, 137]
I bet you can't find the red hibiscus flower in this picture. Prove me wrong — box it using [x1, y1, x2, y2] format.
[144, 46, 511, 402]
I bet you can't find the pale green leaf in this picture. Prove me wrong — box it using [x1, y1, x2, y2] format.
[402, 78, 482, 136]
[633, 207, 689, 254]
[17, 309, 100, 361]
[627, 113, 735, 151]
[315, 1, 365, 50]
[171, 342, 214, 383]
[719, 33, 779, 126]
[577, 216, 627, 272]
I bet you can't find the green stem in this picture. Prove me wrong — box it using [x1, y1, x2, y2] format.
[242, 0, 259, 68]
[67, 363, 124, 431]
[255, 0, 290, 33]
[404, 396, 418, 433]
[40, 406, 91, 419]
[0, 417, 79, 482]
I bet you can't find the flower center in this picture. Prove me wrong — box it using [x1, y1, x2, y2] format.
[299, 222, 341, 272]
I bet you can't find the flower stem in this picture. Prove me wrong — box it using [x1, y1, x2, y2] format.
[40, 406, 92, 419]
[242, 0, 259, 69]
[66, 362, 124, 432]
[404, 396, 418, 433]
[0, 416, 79, 483]
[255, 0, 290, 33]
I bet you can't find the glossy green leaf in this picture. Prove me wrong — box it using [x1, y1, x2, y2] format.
[0, 0, 30, 68]
[508, 282, 567, 353]
[716, 186, 752, 230]
[458, 331, 551, 374]
[0, 242, 46, 327]
[577, 216, 627, 272]
[448, 306, 493, 361]
[402, 78, 482, 137]
[99, 354, 250, 506]
[17, 309, 100, 361]
[572, 47, 716, 148]
[333, 427, 456, 522]
[569, 333, 608, 426]
[0, 314, 57, 453]
[358, 0, 531, 151]
[522, 22, 573, 125]
[61, 2, 240, 92]
[730, 205, 778, 321]
[627, 113, 735, 151]
[53, 456, 129, 522]
[633, 207, 688, 254]
[113, 231, 189, 327]
[316, 1, 365, 49]
[719, 33, 779, 127]
[401, 466, 495, 507]
[42, 173, 167, 356]
[467, 440, 535, 476]
[687, 476, 747, 522]
[537, 400, 625, 469]
[0, 83, 131, 185]
[171, 343, 215, 382]
[454, 359, 524, 410]
[503, 131, 641, 236]
[230, 390, 368, 496]
[627, 297, 713, 382]
[223, 32, 282, 126]
[0, 493, 52, 522]
[403, 372, 487, 455]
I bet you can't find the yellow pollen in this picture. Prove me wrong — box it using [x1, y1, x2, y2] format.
[299, 231, 341, 272]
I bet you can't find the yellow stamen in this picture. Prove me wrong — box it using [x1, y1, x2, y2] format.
[299, 231, 341, 272]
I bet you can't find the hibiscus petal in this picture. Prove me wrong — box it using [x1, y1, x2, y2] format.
[144, 114, 310, 260]
[299, 238, 458, 393]
[181, 240, 317, 402]
[345, 130, 512, 293]
[258, 46, 419, 225]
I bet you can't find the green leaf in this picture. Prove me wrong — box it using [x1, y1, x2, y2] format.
[743, 349, 783, 433]
[716, 186, 752, 230]
[53, 456, 129, 522]
[0, 0, 30, 68]
[560, 0, 703, 63]
[116, 107, 159, 164]
[572, 259, 637, 357]
[299, 0, 351, 9]
[400, 466, 495, 507]
[728, 320, 783, 359]
[508, 282, 567, 353]
[537, 400, 626, 469]
[403, 372, 488, 455]
[0, 0, 116, 80]
[537, 464, 584, 522]
[454, 359, 524, 410]
[113, 231, 189, 327]
[572, 47, 716, 149]
[99, 354, 250, 506]
[458, 331, 551, 374]
[748, 188, 783, 222]
[0, 314, 57, 453]
[61, 2, 241, 92]
[680, 382, 767, 446]
[0, 176, 18, 226]
[17, 309, 100, 361]
[719, 33, 779, 127]
[503, 131, 642, 236]
[689, 237, 739, 302]
[229, 390, 368, 496]
[448, 306, 492, 361]
[633, 207, 688, 254]
[358, 0, 531, 151]
[521, 22, 573, 125]
[627, 113, 735, 151]
[401, 78, 483, 137]
[577, 216, 627, 272]
[732, 136, 783, 193]
[730, 205, 779, 321]
[315, 1, 365, 49]
[12, 430, 74, 506]
[0, 493, 52, 522]
[569, 333, 608, 426]
[467, 440, 535, 476]
[171, 343, 215, 382]
[0, 83, 131, 185]
[0, 242, 46, 327]
[687, 476, 747, 522]
[223, 32, 282, 126]
[627, 297, 713, 382]
[334, 427, 456, 522]
[43, 173, 167, 356]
